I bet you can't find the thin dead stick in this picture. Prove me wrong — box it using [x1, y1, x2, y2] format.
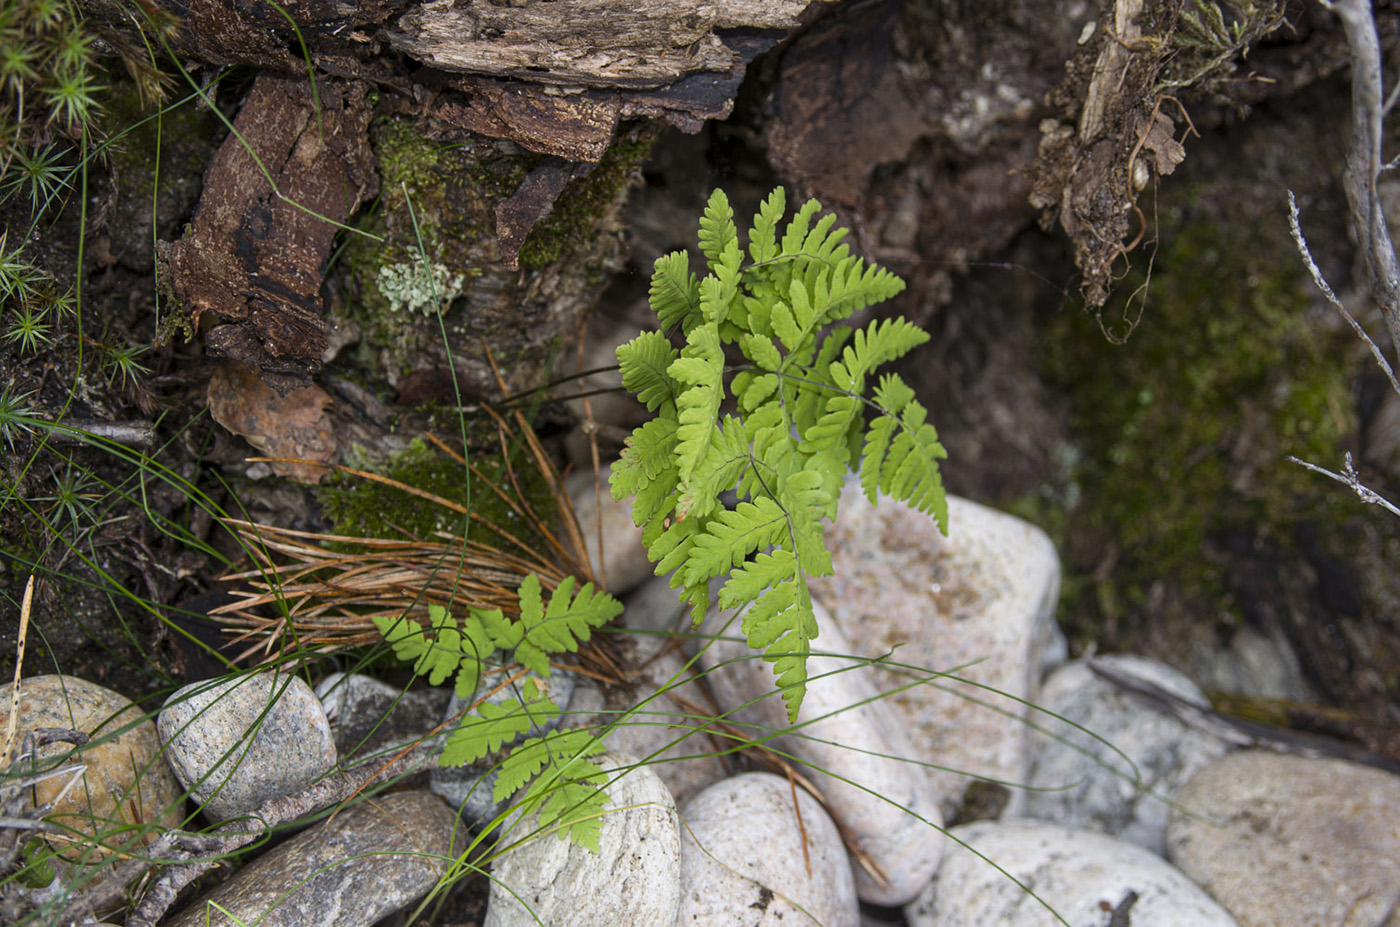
[1287, 452, 1400, 517]
[1322, 0, 1400, 357]
[1287, 190, 1400, 397]
[1, 575, 34, 768]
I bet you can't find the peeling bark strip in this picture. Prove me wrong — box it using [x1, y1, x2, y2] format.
[118, 0, 835, 155]
[164, 76, 377, 388]
[387, 0, 821, 88]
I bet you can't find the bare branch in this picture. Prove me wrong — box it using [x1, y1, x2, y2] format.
[1322, 0, 1400, 358]
[1287, 452, 1400, 517]
[1287, 190, 1400, 398]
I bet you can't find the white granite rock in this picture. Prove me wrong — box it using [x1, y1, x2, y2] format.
[567, 468, 653, 596]
[1023, 655, 1231, 854]
[159, 671, 336, 822]
[700, 600, 944, 906]
[806, 484, 1061, 820]
[676, 773, 859, 927]
[604, 634, 729, 806]
[0, 675, 184, 858]
[908, 820, 1238, 927]
[485, 752, 681, 927]
[164, 791, 458, 927]
[1167, 750, 1400, 927]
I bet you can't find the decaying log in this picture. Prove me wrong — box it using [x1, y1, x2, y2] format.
[160, 75, 377, 387]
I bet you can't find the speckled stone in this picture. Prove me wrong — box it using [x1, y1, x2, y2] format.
[700, 600, 944, 906]
[163, 790, 459, 927]
[315, 672, 449, 761]
[1167, 751, 1400, 927]
[485, 752, 681, 927]
[807, 481, 1061, 817]
[909, 820, 1238, 927]
[0, 675, 183, 858]
[158, 671, 336, 822]
[676, 773, 859, 927]
[1023, 655, 1231, 854]
[604, 634, 729, 806]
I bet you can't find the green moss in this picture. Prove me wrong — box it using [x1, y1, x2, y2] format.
[316, 437, 562, 556]
[516, 127, 655, 271]
[1040, 185, 1360, 630]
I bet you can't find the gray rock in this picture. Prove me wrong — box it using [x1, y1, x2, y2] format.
[908, 820, 1238, 927]
[163, 791, 459, 927]
[700, 599, 944, 906]
[677, 773, 859, 927]
[566, 469, 653, 596]
[621, 573, 693, 637]
[159, 671, 337, 822]
[1167, 750, 1400, 927]
[315, 671, 450, 761]
[485, 752, 681, 927]
[1023, 655, 1231, 854]
[807, 483, 1062, 819]
[431, 665, 575, 828]
[604, 633, 729, 806]
[0, 675, 184, 859]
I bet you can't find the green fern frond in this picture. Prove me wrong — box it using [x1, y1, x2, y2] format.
[684, 496, 792, 586]
[373, 571, 622, 846]
[516, 574, 623, 676]
[698, 188, 738, 266]
[669, 323, 725, 483]
[441, 688, 561, 767]
[610, 185, 947, 722]
[617, 330, 680, 414]
[649, 251, 700, 334]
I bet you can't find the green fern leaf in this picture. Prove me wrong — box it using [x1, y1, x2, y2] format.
[650, 251, 701, 334]
[878, 398, 949, 530]
[749, 187, 786, 265]
[684, 496, 792, 586]
[536, 777, 609, 852]
[494, 728, 606, 803]
[719, 548, 795, 608]
[612, 417, 679, 503]
[440, 692, 561, 767]
[698, 188, 738, 266]
[516, 575, 623, 676]
[670, 323, 724, 483]
[617, 331, 681, 414]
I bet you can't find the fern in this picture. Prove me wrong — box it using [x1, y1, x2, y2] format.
[611, 187, 947, 721]
[372, 576, 622, 848]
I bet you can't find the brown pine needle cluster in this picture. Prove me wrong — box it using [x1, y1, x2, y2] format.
[205, 405, 614, 672]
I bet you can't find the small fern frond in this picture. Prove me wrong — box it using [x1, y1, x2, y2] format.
[684, 496, 792, 586]
[698, 188, 738, 266]
[650, 251, 701, 334]
[441, 689, 561, 767]
[516, 574, 623, 676]
[617, 330, 681, 414]
[670, 323, 725, 483]
[749, 187, 786, 265]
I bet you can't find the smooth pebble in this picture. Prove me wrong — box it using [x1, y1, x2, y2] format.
[1167, 750, 1400, 927]
[677, 773, 859, 927]
[908, 819, 1238, 927]
[159, 671, 336, 822]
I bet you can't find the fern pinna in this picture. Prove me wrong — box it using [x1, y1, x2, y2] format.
[374, 575, 622, 850]
[611, 187, 948, 721]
